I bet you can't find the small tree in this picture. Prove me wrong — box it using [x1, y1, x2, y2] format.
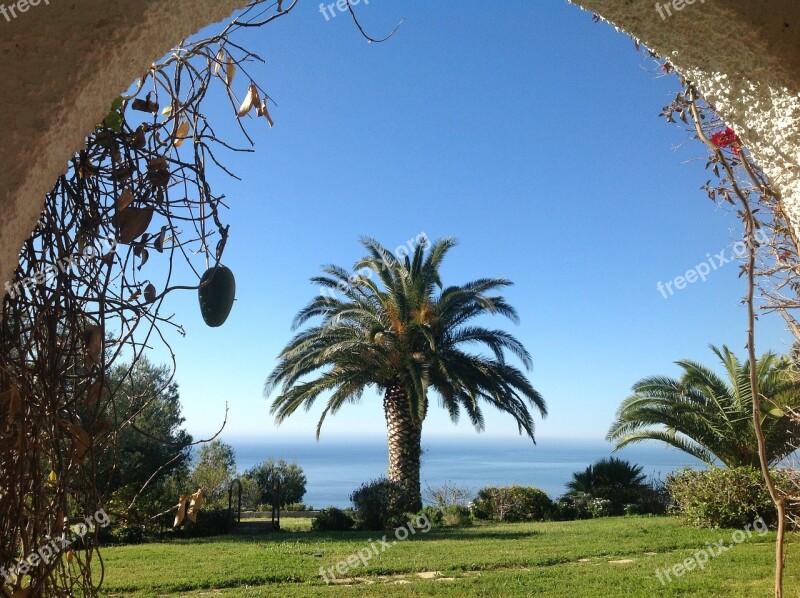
[190, 440, 237, 508]
[243, 459, 307, 508]
[424, 481, 473, 509]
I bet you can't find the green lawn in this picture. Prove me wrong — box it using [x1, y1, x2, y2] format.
[100, 516, 799, 597]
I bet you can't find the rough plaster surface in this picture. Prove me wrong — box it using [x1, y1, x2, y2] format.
[572, 0, 800, 236]
[0, 0, 248, 291]
[0, 0, 799, 292]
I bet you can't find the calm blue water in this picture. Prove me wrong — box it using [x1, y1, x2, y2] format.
[227, 435, 705, 508]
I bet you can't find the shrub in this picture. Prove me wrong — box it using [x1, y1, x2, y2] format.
[471, 485, 552, 522]
[419, 505, 444, 527]
[115, 526, 146, 544]
[443, 505, 473, 527]
[424, 481, 473, 510]
[667, 466, 794, 528]
[350, 478, 412, 530]
[284, 502, 310, 512]
[552, 496, 586, 521]
[589, 497, 613, 518]
[312, 507, 354, 532]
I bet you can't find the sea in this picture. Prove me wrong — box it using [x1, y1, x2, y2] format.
[228, 435, 705, 508]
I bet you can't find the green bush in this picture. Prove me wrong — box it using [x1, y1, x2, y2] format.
[552, 496, 586, 521]
[312, 507, 354, 532]
[115, 526, 146, 544]
[419, 505, 444, 526]
[667, 466, 794, 528]
[284, 502, 310, 512]
[350, 478, 411, 530]
[443, 505, 473, 527]
[471, 485, 552, 522]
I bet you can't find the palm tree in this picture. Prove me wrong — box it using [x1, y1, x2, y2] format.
[607, 345, 800, 468]
[265, 237, 546, 510]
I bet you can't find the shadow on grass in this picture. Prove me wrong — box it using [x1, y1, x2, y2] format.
[144, 527, 541, 547]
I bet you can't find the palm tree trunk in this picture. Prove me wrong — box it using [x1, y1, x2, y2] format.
[384, 381, 423, 512]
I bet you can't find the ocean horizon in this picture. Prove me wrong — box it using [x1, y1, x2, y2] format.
[224, 435, 705, 508]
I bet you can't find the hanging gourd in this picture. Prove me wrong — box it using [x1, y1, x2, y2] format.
[198, 265, 235, 327]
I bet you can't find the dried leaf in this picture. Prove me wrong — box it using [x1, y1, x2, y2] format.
[148, 156, 168, 172]
[132, 125, 147, 150]
[64, 423, 91, 463]
[116, 189, 134, 211]
[131, 92, 159, 113]
[66, 550, 75, 565]
[187, 488, 205, 523]
[11, 588, 33, 598]
[257, 99, 275, 127]
[110, 164, 133, 182]
[214, 48, 226, 76]
[144, 283, 156, 304]
[146, 156, 171, 187]
[6, 387, 21, 422]
[115, 208, 153, 245]
[173, 121, 191, 148]
[225, 56, 236, 85]
[174, 495, 189, 527]
[154, 226, 168, 253]
[83, 324, 103, 366]
[134, 245, 149, 269]
[86, 381, 103, 407]
[237, 84, 260, 118]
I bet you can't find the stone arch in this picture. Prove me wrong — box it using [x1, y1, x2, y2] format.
[0, 0, 799, 288]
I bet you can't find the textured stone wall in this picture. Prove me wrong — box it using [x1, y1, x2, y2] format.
[0, 0, 798, 292]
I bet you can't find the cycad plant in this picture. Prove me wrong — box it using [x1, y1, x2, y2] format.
[607, 345, 800, 467]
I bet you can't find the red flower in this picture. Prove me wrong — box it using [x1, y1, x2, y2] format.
[710, 127, 741, 156]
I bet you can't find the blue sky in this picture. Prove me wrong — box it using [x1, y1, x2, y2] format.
[142, 0, 793, 444]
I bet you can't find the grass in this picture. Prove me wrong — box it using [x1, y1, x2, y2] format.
[100, 516, 799, 597]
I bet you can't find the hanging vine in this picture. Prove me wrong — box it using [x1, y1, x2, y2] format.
[0, 2, 300, 596]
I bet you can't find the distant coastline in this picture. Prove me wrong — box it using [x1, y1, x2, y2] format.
[222, 435, 705, 508]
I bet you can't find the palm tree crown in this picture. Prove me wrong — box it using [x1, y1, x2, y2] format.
[265, 237, 546, 509]
[607, 345, 800, 468]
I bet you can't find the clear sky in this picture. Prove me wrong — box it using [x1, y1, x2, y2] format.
[141, 0, 793, 444]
